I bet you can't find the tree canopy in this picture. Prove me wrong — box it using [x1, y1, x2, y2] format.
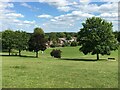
[2, 30, 29, 56]
[14, 31, 30, 56]
[2, 30, 15, 55]
[77, 17, 118, 60]
[28, 27, 47, 58]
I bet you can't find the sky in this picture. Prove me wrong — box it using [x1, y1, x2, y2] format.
[0, 0, 119, 33]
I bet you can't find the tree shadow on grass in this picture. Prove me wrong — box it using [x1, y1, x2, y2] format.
[61, 58, 107, 62]
[20, 55, 36, 58]
[0, 54, 36, 58]
[0, 54, 18, 56]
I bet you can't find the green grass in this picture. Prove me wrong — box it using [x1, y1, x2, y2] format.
[1, 46, 118, 88]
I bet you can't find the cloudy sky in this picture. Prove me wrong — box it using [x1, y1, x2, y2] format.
[0, 0, 119, 33]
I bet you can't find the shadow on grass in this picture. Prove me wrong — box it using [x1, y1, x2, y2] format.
[0, 54, 36, 58]
[20, 55, 36, 58]
[61, 58, 107, 62]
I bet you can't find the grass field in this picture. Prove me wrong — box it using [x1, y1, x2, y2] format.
[1, 46, 118, 88]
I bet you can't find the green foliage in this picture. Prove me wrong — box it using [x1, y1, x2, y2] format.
[2, 30, 15, 55]
[50, 49, 62, 58]
[28, 27, 47, 57]
[62, 42, 70, 47]
[0, 32, 2, 51]
[49, 32, 57, 41]
[34, 27, 44, 35]
[58, 32, 66, 38]
[66, 35, 72, 40]
[77, 17, 118, 60]
[113, 31, 120, 43]
[70, 41, 78, 46]
[2, 30, 29, 56]
[117, 32, 120, 43]
[14, 31, 30, 56]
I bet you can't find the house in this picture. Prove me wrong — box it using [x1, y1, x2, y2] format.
[46, 37, 77, 48]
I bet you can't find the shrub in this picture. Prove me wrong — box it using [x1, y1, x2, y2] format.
[50, 49, 62, 58]
[62, 42, 70, 47]
[71, 41, 78, 46]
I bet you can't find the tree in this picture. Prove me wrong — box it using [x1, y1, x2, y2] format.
[0, 32, 2, 51]
[14, 31, 30, 56]
[117, 32, 120, 43]
[66, 34, 72, 40]
[77, 17, 118, 60]
[28, 27, 47, 58]
[50, 49, 62, 58]
[49, 32, 57, 41]
[2, 30, 15, 55]
[59, 32, 66, 38]
[71, 41, 78, 46]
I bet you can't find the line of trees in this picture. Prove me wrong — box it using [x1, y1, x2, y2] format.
[2, 30, 30, 56]
[2, 28, 47, 58]
[1, 17, 119, 59]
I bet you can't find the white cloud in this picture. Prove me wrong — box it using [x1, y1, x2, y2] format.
[38, 14, 52, 18]
[39, 0, 69, 7]
[0, 2, 14, 10]
[23, 20, 36, 24]
[0, 2, 37, 32]
[21, 2, 40, 11]
[13, 19, 21, 23]
[71, 11, 94, 17]
[99, 13, 118, 18]
[21, 2, 32, 8]
[99, 2, 118, 13]
[74, 2, 118, 14]
[39, 0, 72, 12]
[42, 10, 95, 32]
[79, 0, 90, 4]
[50, 11, 94, 23]
[50, 19, 56, 22]
[99, 0, 119, 2]
[42, 0, 118, 32]
[8, 3, 14, 8]
[6, 13, 24, 18]
[57, 6, 72, 12]
[1, 1, 118, 32]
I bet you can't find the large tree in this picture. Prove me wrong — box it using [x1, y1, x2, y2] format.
[28, 27, 47, 58]
[77, 17, 118, 60]
[2, 30, 15, 55]
[14, 31, 30, 56]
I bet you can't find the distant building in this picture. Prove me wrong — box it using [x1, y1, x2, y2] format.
[46, 37, 77, 48]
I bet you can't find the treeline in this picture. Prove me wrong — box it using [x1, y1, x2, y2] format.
[1, 29, 120, 55]
[27, 32, 77, 39]
[0, 17, 120, 59]
[2, 30, 30, 56]
[1, 28, 78, 57]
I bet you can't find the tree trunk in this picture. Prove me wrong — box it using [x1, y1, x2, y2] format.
[9, 49, 10, 56]
[19, 49, 21, 56]
[97, 53, 99, 60]
[36, 51, 38, 58]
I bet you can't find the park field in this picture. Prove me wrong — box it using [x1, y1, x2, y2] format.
[1, 46, 118, 88]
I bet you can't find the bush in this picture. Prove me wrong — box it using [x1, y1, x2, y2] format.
[71, 41, 78, 46]
[62, 42, 70, 47]
[50, 49, 62, 58]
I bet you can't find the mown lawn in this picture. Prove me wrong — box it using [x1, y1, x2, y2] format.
[1, 46, 118, 88]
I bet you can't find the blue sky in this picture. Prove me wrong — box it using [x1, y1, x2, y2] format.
[0, 0, 118, 33]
